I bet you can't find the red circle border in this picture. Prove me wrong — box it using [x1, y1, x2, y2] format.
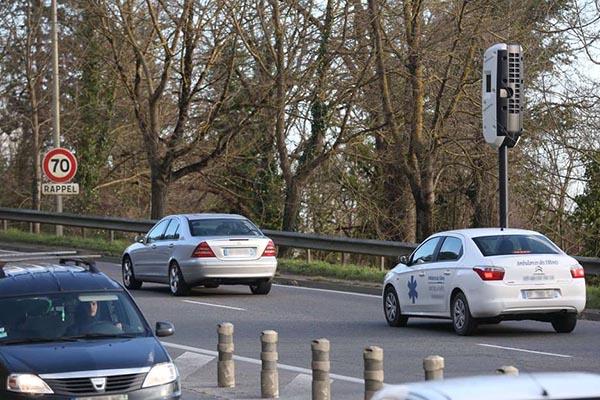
[42, 148, 78, 183]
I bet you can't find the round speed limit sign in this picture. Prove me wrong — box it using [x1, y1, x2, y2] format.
[42, 148, 78, 183]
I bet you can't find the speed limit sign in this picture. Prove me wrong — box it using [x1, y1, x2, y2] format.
[42, 148, 78, 183]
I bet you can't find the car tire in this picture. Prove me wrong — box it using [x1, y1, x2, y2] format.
[122, 256, 143, 290]
[250, 280, 272, 295]
[451, 292, 477, 336]
[384, 285, 408, 327]
[551, 313, 577, 333]
[169, 262, 190, 296]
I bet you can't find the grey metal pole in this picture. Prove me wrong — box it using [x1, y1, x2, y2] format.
[363, 346, 384, 400]
[261, 330, 279, 398]
[217, 323, 235, 388]
[311, 339, 330, 400]
[51, 0, 63, 236]
[499, 144, 508, 229]
[423, 355, 444, 381]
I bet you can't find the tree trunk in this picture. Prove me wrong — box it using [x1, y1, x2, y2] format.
[413, 167, 435, 241]
[282, 180, 302, 232]
[150, 164, 169, 219]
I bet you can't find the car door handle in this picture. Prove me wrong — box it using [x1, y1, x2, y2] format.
[418, 272, 425, 277]
[168, 243, 174, 248]
[444, 270, 452, 276]
[151, 244, 157, 249]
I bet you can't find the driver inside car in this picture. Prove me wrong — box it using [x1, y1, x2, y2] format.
[69, 300, 122, 335]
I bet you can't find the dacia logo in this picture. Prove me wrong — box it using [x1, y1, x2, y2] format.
[90, 377, 106, 392]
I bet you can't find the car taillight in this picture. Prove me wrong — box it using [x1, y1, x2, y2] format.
[570, 266, 585, 279]
[191, 242, 216, 258]
[261, 240, 277, 257]
[473, 267, 505, 281]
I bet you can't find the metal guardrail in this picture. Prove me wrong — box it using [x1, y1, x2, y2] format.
[0, 207, 599, 275]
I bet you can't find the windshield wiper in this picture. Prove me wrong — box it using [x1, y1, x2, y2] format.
[0, 337, 81, 345]
[63, 333, 140, 340]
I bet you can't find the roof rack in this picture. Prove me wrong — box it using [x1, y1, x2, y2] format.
[0, 253, 102, 276]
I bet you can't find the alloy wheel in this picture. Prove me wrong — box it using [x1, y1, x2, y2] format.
[454, 298, 466, 330]
[385, 292, 397, 321]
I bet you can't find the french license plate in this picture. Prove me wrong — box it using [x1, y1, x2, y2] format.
[76, 396, 128, 400]
[223, 247, 255, 257]
[522, 289, 559, 299]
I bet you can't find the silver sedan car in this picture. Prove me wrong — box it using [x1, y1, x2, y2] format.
[121, 214, 277, 296]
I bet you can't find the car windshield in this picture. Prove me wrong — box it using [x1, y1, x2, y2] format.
[0, 292, 149, 345]
[472, 234, 560, 256]
[188, 218, 262, 237]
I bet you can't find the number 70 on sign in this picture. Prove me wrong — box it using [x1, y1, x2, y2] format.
[42, 148, 79, 195]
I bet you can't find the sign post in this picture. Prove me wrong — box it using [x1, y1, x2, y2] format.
[482, 43, 524, 228]
[42, 148, 79, 195]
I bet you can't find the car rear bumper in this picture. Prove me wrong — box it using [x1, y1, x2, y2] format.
[467, 281, 586, 318]
[1, 381, 180, 400]
[178, 257, 277, 284]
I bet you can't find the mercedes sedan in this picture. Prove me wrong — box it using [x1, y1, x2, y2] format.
[122, 214, 277, 296]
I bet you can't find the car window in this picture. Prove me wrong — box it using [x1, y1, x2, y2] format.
[0, 292, 149, 344]
[188, 218, 262, 237]
[410, 237, 441, 265]
[164, 220, 180, 240]
[146, 219, 171, 243]
[472, 234, 560, 256]
[437, 237, 463, 261]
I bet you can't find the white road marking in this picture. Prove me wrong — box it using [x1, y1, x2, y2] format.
[181, 300, 246, 311]
[274, 284, 380, 299]
[161, 341, 364, 384]
[478, 343, 573, 358]
[174, 352, 215, 381]
[280, 373, 312, 400]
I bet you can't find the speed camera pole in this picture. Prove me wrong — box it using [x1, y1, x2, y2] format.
[51, 0, 63, 236]
[499, 145, 508, 228]
[482, 43, 524, 229]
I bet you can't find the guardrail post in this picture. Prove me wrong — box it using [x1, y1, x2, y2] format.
[2, 220, 8, 231]
[364, 346, 384, 400]
[497, 366, 518, 376]
[307, 249, 312, 263]
[379, 257, 385, 271]
[423, 355, 444, 381]
[218, 322, 235, 388]
[311, 338, 330, 400]
[261, 330, 279, 398]
[109, 230, 114, 242]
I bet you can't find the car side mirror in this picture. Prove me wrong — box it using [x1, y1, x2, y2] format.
[155, 321, 175, 337]
[398, 255, 409, 265]
[134, 234, 146, 244]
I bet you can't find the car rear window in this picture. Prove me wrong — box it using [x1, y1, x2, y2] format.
[188, 218, 262, 237]
[472, 234, 560, 256]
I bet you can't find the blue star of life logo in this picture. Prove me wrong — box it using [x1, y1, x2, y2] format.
[408, 275, 418, 304]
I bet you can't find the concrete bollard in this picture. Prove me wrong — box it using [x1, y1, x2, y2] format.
[261, 330, 279, 398]
[311, 339, 331, 400]
[423, 355, 444, 381]
[363, 346, 384, 400]
[497, 366, 519, 376]
[218, 322, 235, 388]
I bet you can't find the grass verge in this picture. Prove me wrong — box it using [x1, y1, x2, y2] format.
[0, 228, 128, 256]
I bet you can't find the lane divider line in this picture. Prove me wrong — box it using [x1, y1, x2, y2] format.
[477, 343, 573, 358]
[162, 341, 364, 384]
[182, 300, 246, 311]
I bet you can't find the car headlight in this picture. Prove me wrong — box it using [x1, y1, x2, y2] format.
[7, 374, 53, 394]
[142, 362, 178, 388]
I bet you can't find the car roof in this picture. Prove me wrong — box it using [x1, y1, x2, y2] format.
[375, 372, 600, 400]
[0, 262, 122, 298]
[434, 228, 542, 239]
[167, 213, 247, 220]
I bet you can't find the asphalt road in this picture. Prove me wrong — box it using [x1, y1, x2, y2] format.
[86, 260, 600, 399]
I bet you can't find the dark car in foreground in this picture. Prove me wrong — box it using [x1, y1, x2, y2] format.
[0, 257, 180, 399]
